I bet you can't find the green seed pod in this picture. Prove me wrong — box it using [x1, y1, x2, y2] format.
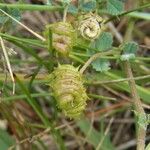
[45, 22, 76, 55]
[78, 13, 105, 40]
[48, 64, 88, 119]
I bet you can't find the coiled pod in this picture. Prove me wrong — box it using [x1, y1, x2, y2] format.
[48, 64, 88, 119]
[78, 13, 105, 40]
[45, 22, 76, 55]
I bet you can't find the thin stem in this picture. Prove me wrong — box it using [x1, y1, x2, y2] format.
[87, 75, 150, 85]
[1, 93, 52, 102]
[0, 37, 15, 94]
[79, 50, 114, 74]
[96, 118, 114, 150]
[0, 3, 63, 11]
[8, 121, 73, 150]
[63, 5, 68, 22]
[104, 3, 150, 23]
[0, 9, 46, 41]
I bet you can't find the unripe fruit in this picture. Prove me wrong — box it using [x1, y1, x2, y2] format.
[48, 64, 88, 119]
[45, 22, 76, 55]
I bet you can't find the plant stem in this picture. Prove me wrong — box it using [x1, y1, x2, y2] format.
[104, 3, 150, 23]
[79, 50, 114, 74]
[63, 5, 68, 22]
[86, 74, 150, 85]
[0, 3, 63, 11]
[124, 61, 146, 150]
[0, 9, 45, 41]
[123, 2, 146, 148]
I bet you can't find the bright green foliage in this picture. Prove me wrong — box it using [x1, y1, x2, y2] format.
[48, 64, 88, 119]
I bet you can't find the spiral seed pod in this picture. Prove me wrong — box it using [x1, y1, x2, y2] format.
[48, 64, 88, 119]
[45, 22, 76, 55]
[78, 13, 105, 40]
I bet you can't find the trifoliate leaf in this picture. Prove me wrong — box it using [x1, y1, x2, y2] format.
[91, 32, 113, 51]
[92, 59, 110, 72]
[80, 0, 97, 12]
[122, 42, 139, 54]
[120, 42, 139, 61]
[106, 0, 124, 15]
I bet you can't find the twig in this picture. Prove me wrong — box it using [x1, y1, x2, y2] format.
[8, 121, 74, 150]
[63, 5, 68, 22]
[0, 37, 15, 94]
[79, 50, 114, 74]
[0, 9, 46, 41]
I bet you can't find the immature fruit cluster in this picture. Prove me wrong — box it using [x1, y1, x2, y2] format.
[45, 22, 76, 55]
[78, 13, 104, 40]
[48, 64, 88, 119]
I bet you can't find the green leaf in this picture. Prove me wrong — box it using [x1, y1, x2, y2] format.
[91, 32, 113, 52]
[90, 32, 112, 72]
[92, 59, 110, 72]
[122, 42, 139, 54]
[120, 42, 139, 61]
[80, 0, 96, 12]
[106, 0, 124, 15]
[0, 129, 15, 150]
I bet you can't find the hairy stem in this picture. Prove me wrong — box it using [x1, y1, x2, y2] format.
[124, 61, 146, 150]
[123, 2, 146, 148]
